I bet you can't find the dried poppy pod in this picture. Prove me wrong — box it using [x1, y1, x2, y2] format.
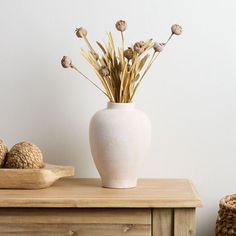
[171, 24, 183, 35]
[5, 141, 44, 169]
[153, 42, 166, 52]
[0, 139, 8, 167]
[134, 41, 145, 54]
[124, 47, 133, 60]
[115, 20, 127, 32]
[100, 66, 110, 77]
[75, 27, 88, 38]
[61, 56, 72, 68]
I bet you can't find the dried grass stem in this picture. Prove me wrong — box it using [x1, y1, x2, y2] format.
[71, 65, 110, 99]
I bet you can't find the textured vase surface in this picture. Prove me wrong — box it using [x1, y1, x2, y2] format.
[89, 102, 151, 188]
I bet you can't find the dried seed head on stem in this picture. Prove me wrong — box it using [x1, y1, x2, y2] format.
[115, 20, 127, 32]
[61, 56, 110, 99]
[75, 27, 88, 38]
[62, 21, 182, 103]
[171, 24, 183, 35]
[61, 56, 72, 68]
[124, 47, 133, 60]
[100, 66, 110, 77]
[75, 27, 96, 53]
[153, 42, 165, 52]
[130, 31, 177, 101]
[134, 41, 145, 54]
[72, 65, 111, 100]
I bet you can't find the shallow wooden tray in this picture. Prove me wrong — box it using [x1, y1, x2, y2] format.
[0, 164, 74, 189]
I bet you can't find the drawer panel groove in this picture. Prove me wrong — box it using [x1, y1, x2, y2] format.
[0, 208, 151, 236]
[0, 223, 151, 236]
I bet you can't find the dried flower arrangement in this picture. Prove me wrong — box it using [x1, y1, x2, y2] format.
[61, 20, 182, 103]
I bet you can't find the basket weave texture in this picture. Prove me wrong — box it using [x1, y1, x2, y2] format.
[216, 194, 236, 235]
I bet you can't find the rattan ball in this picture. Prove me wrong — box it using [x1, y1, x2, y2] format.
[0, 139, 8, 167]
[216, 194, 236, 235]
[4, 141, 44, 169]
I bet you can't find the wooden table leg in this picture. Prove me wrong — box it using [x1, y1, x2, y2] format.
[174, 208, 196, 236]
[152, 208, 173, 236]
[152, 208, 196, 236]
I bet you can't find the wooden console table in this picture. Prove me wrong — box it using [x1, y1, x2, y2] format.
[0, 178, 202, 235]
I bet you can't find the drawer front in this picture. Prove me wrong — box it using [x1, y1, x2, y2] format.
[0, 208, 151, 236]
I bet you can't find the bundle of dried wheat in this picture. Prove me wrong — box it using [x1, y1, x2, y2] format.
[61, 20, 182, 103]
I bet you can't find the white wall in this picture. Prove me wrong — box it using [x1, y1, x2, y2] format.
[0, 0, 235, 235]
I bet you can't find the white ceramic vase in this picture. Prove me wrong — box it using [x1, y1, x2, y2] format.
[89, 102, 151, 188]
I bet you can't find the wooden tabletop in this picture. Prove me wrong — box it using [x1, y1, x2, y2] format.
[0, 178, 202, 208]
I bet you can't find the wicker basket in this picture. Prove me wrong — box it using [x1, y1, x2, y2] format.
[216, 194, 236, 235]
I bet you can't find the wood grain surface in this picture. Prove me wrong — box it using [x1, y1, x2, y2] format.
[0, 178, 202, 208]
[0, 208, 151, 236]
[0, 164, 74, 189]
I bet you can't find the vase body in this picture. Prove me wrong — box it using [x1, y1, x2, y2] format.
[89, 102, 151, 188]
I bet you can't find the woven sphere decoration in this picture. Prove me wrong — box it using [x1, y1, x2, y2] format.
[0, 139, 8, 167]
[5, 141, 44, 169]
[216, 194, 236, 235]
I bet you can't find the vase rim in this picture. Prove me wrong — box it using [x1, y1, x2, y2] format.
[107, 102, 135, 109]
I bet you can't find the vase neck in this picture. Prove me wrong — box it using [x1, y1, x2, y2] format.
[107, 102, 135, 110]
